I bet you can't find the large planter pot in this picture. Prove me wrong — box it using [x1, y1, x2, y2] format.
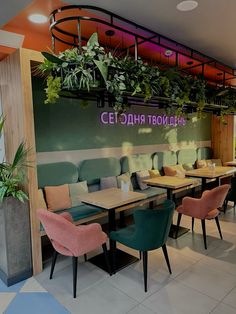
[0, 197, 32, 286]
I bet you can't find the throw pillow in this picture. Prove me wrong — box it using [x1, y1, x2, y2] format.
[100, 176, 118, 190]
[183, 163, 194, 171]
[196, 159, 207, 169]
[117, 173, 133, 191]
[44, 184, 71, 211]
[69, 181, 89, 207]
[148, 169, 161, 178]
[136, 170, 150, 190]
[163, 165, 186, 178]
[37, 189, 47, 209]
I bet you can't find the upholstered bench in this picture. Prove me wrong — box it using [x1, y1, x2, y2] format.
[120, 153, 167, 200]
[37, 162, 106, 234]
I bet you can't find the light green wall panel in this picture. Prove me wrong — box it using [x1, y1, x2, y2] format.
[32, 77, 211, 152]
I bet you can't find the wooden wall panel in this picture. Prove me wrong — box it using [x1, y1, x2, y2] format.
[0, 48, 44, 274]
[211, 115, 234, 163]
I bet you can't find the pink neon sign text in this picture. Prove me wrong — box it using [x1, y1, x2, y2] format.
[100, 112, 186, 127]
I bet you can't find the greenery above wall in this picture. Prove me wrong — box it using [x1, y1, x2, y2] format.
[38, 33, 236, 120]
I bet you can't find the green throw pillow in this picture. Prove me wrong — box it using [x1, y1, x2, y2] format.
[69, 181, 88, 207]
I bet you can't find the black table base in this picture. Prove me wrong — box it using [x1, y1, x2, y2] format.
[88, 249, 139, 273]
[169, 224, 190, 239]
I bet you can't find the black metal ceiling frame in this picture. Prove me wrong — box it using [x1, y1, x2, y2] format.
[50, 4, 236, 87]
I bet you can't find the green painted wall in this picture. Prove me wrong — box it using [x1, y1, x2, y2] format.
[32, 77, 211, 152]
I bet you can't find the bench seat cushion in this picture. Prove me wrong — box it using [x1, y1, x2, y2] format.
[134, 187, 166, 198]
[61, 204, 104, 221]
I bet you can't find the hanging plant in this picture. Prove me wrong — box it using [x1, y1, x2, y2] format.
[38, 32, 236, 118]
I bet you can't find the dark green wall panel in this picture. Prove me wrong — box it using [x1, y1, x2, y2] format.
[32, 77, 211, 152]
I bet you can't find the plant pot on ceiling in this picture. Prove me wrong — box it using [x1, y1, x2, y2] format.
[0, 131, 32, 286]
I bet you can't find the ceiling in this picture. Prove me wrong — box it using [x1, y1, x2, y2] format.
[1, 0, 236, 69]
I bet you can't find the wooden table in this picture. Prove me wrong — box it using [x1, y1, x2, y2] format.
[224, 161, 236, 167]
[143, 176, 196, 200]
[143, 176, 196, 239]
[79, 188, 146, 273]
[185, 166, 236, 190]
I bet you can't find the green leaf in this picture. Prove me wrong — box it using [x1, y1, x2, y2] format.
[41, 52, 64, 65]
[87, 33, 98, 47]
[94, 60, 108, 82]
[0, 115, 5, 138]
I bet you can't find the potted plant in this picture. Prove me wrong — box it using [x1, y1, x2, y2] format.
[0, 118, 32, 286]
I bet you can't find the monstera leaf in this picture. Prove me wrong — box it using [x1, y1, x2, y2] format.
[87, 32, 99, 47]
[94, 60, 108, 82]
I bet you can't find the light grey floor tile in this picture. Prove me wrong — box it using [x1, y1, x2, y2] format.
[167, 232, 217, 262]
[58, 280, 138, 314]
[107, 261, 171, 302]
[0, 292, 16, 313]
[142, 279, 218, 314]
[199, 245, 236, 276]
[175, 261, 236, 300]
[210, 302, 236, 314]
[222, 286, 236, 309]
[127, 304, 156, 314]
[150, 246, 197, 278]
[36, 261, 108, 297]
[20, 277, 47, 293]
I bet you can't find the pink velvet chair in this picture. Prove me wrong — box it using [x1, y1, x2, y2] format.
[176, 184, 230, 249]
[37, 208, 111, 298]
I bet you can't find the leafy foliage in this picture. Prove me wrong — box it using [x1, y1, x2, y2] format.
[45, 76, 61, 104]
[39, 32, 236, 116]
[0, 142, 30, 203]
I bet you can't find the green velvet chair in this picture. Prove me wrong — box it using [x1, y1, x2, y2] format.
[109, 200, 175, 292]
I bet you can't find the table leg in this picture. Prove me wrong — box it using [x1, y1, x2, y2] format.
[167, 189, 173, 200]
[202, 178, 207, 191]
[88, 208, 138, 273]
[167, 188, 190, 239]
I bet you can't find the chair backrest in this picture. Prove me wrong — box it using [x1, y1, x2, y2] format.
[37, 208, 79, 256]
[183, 184, 230, 219]
[132, 200, 175, 251]
[201, 184, 230, 210]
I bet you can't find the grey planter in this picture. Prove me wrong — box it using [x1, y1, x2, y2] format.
[0, 197, 32, 286]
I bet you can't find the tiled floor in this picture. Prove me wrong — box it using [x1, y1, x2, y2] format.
[2, 205, 236, 313]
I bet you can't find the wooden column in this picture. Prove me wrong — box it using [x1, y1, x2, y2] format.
[211, 115, 234, 163]
[0, 48, 44, 274]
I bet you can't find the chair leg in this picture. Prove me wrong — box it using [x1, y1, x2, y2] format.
[224, 200, 228, 213]
[72, 256, 78, 298]
[102, 243, 112, 275]
[192, 217, 195, 232]
[201, 219, 207, 249]
[215, 216, 223, 239]
[84, 254, 87, 262]
[175, 213, 182, 239]
[139, 251, 142, 260]
[162, 244, 172, 274]
[49, 250, 58, 279]
[110, 240, 116, 274]
[143, 251, 148, 292]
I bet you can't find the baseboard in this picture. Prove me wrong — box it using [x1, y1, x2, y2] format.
[0, 267, 33, 286]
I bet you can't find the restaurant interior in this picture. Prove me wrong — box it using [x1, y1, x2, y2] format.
[1, 1, 236, 313]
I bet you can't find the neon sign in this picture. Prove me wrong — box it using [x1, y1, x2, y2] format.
[100, 111, 186, 127]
